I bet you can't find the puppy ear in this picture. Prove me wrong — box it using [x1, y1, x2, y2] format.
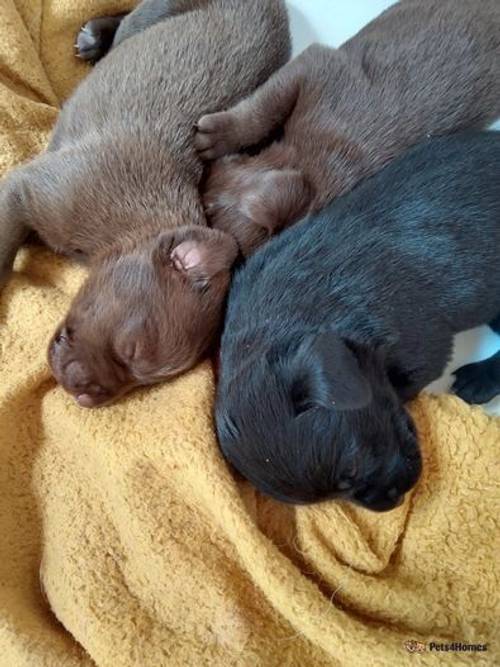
[288, 332, 372, 413]
[155, 226, 238, 290]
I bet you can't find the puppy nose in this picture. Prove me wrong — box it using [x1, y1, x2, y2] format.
[386, 489, 404, 509]
[76, 393, 98, 408]
[75, 385, 109, 408]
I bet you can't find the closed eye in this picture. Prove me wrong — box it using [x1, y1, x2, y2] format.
[55, 326, 74, 345]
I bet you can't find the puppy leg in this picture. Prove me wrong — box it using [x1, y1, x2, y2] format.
[112, 0, 206, 49]
[389, 333, 455, 402]
[452, 351, 500, 405]
[0, 153, 80, 289]
[76, 15, 127, 63]
[76, 0, 205, 62]
[0, 178, 31, 289]
[204, 161, 312, 257]
[490, 313, 500, 335]
[195, 58, 305, 160]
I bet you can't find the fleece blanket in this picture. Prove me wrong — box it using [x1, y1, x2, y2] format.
[0, 1, 499, 665]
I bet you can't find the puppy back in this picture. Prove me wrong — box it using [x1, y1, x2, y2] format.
[48, 0, 291, 233]
[58, 0, 290, 147]
[342, 0, 500, 129]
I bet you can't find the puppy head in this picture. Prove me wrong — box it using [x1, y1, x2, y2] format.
[49, 226, 238, 407]
[217, 331, 421, 512]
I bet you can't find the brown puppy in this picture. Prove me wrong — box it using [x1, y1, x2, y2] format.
[0, 0, 290, 406]
[195, 0, 500, 256]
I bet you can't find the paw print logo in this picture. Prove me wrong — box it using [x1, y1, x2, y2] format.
[404, 640, 427, 653]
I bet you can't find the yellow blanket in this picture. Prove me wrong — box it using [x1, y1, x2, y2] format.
[1, 2, 499, 665]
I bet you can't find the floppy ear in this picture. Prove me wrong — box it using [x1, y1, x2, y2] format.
[155, 226, 238, 290]
[288, 332, 372, 413]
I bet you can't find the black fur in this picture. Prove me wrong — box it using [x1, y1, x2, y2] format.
[452, 353, 500, 405]
[452, 313, 500, 404]
[216, 131, 500, 511]
[76, 15, 127, 64]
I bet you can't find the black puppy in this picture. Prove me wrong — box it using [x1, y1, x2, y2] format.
[452, 314, 500, 404]
[215, 131, 500, 512]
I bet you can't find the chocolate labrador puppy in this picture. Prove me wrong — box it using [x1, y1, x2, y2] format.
[215, 131, 500, 512]
[0, 0, 290, 406]
[195, 0, 500, 256]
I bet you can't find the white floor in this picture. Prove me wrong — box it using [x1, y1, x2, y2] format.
[285, 0, 500, 416]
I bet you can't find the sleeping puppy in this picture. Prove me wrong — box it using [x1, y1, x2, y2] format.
[215, 132, 500, 512]
[195, 0, 500, 257]
[0, 0, 290, 407]
[452, 314, 500, 405]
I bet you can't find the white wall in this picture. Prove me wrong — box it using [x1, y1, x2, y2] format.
[287, 0, 396, 55]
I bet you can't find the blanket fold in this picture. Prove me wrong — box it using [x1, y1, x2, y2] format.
[0, 2, 498, 665]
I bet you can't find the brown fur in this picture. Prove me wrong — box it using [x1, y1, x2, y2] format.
[0, 0, 290, 406]
[195, 0, 500, 256]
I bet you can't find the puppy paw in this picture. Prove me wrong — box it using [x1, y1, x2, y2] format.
[452, 354, 500, 405]
[194, 112, 241, 160]
[75, 18, 117, 63]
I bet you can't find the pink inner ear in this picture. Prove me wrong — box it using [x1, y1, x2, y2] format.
[171, 241, 203, 272]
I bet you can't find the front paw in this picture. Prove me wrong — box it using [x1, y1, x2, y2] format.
[194, 112, 241, 160]
[75, 18, 117, 64]
[452, 354, 500, 405]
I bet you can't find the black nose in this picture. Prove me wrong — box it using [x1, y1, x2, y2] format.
[354, 486, 405, 512]
[387, 486, 399, 500]
[387, 492, 404, 509]
[363, 494, 404, 512]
